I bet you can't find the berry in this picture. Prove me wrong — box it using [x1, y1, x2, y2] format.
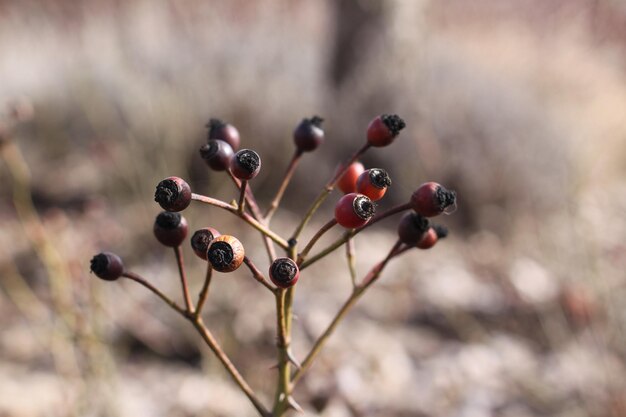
[154, 177, 192, 212]
[90, 252, 124, 281]
[334, 193, 375, 228]
[397, 212, 429, 245]
[410, 182, 457, 217]
[366, 114, 406, 147]
[190, 227, 221, 260]
[199, 139, 234, 171]
[416, 228, 436, 249]
[153, 211, 189, 247]
[207, 235, 245, 272]
[206, 118, 240, 151]
[230, 149, 261, 180]
[293, 116, 324, 152]
[336, 161, 365, 194]
[356, 168, 391, 201]
[269, 258, 300, 288]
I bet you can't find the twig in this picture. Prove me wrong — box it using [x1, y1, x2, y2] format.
[238, 180, 248, 214]
[174, 246, 194, 313]
[264, 150, 302, 221]
[297, 218, 337, 265]
[122, 271, 187, 316]
[194, 264, 213, 318]
[346, 238, 357, 288]
[243, 257, 276, 293]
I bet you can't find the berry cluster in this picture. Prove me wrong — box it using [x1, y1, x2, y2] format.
[90, 114, 456, 417]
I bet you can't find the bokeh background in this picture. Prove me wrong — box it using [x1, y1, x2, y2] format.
[1, 0, 626, 416]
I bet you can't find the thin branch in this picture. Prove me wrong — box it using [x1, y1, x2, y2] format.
[194, 264, 213, 319]
[243, 257, 276, 293]
[297, 218, 337, 265]
[238, 180, 248, 214]
[122, 271, 187, 316]
[174, 246, 194, 313]
[345, 238, 357, 288]
[264, 149, 302, 221]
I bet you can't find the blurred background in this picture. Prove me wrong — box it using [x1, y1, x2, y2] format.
[1, 0, 626, 416]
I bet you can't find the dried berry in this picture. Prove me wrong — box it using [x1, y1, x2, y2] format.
[206, 118, 240, 151]
[366, 114, 406, 147]
[410, 182, 456, 217]
[269, 258, 300, 288]
[154, 177, 192, 212]
[190, 227, 221, 260]
[200, 139, 234, 171]
[293, 116, 324, 152]
[230, 149, 261, 180]
[207, 235, 245, 272]
[334, 193, 375, 228]
[397, 212, 430, 245]
[90, 252, 124, 281]
[153, 211, 189, 247]
[356, 168, 391, 201]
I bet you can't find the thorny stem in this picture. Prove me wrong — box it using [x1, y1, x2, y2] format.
[238, 180, 248, 214]
[194, 264, 213, 319]
[191, 193, 289, 250]
[243, 257, 277, 293]
[123, 270, 270, 417]
[300, 202, 412, 269]
[298, 218, 338, 265]
[264, 150, 302, 221]
[291, 240, 402, 386]
[290, 142, 371, 242]
[174, 246, 194, 313]
[346, 238, 357, 288]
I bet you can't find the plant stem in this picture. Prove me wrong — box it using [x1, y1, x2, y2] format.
[194, 264, 213, 319]
[346, 238, 357, 288]
[264, 150, 302, 221]
[174, 246, 194, 313]
[191, 193, 289, 250]
[300, 202, 411, 269]
[297, 218, 338, 265]
[238, 180, 248, 214]
[243, 257, 276, 293]
[291, 240, 402, 386]
[290, 143, 371, 242]
[122, 271, 187, 316]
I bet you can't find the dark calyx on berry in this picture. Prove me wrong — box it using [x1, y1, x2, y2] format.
[208, 241, 234, 270]
[433, 224, 449, 239]
[353, 195, 375, 220]
[381, 114, 406, 136]
[435, 186, 457, 211]
[270, 258, 299, 288]
[207, 118, 226, 131]
[236, 150, 260, 174]
[90, 252, 124, 281]
[154, 179, 179, 206]
[368, 168, 391, 189]
[156, 211, 182, 229]
[191, 228, 219, 259]
[154, 177, 191, 212]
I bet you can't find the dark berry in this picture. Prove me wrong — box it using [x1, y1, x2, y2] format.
[153, 211, 189, 247]
[199, 139, 234, 171]
[334, 193, 375, 228]
[397, 212, 430, 245]
[410, 182, 456, 217]
[230, 149, 261, 180]
[336, 161, 365, 194]
[356, 168, 391, 201]
[207, 235, 245, 272]
[154, 177, 192, 212]
[206, 118, 240, 151]
[190, 227, 221, 260]
[293, 116, 324, 152]
[269, 258, 300, 288]
[90, 252, 124, 281]
[366, 114, 406, 147]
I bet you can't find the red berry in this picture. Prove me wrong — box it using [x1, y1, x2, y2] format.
[269, 258, 300, 288]
[207, 235, 245, 272]
[206, 118, 240, 151]
[356, 168, 391, 201]
[153, 212, 188, 247]
[416, 228, 437, 249]
[293, 116, 324, 152]
[410, 182, 456, 217]
[366, 114, 406, 147]
[397, 212, 429, 245]
[334, 193, 375, 228]
[200, 139, 234, 171]
[90, 252, 124, 281]
[154, 177, 192, 212]
[336, 161, 365, 194]
[230, 149, 261, 180]
[190, 227, 221, 260]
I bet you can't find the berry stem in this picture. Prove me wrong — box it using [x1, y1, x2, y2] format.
[194, 264, 213, 319]
[192, 193, 290, 250]
[290, 143, 371, 242]
[345, 238, 357, 288]
[291, 240, 401, 386]
[300, 202, 412, 269]
[174, 246, 195, 313]
[238, 180, 248, 214]
[243, 257, 276, 293]
[122, 271, 187, 316]
[297, 218, 338, 265]
[264, 149, 303, 221]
